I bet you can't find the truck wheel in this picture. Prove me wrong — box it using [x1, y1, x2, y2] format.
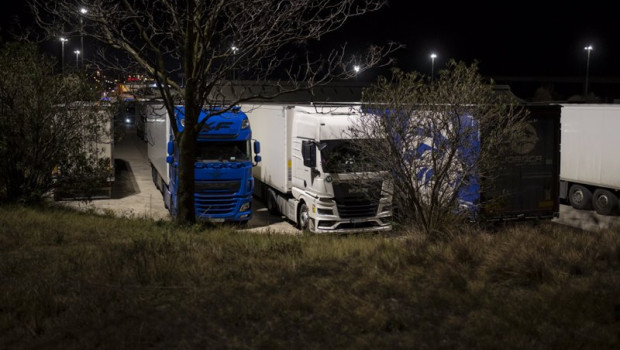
[569, 184, 593, 210]
[592, 189, 618, 216]
[298, 202, 310, 231]
[266, 189, 279, 215]
[151, 166, 159, 190]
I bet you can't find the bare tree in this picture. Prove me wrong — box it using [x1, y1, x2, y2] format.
[0, 42, 112, 203]
[348, 61, 528, 236]
[30, 0, 397, 224]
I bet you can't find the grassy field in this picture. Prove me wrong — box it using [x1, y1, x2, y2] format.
[1, 204, 619, 349]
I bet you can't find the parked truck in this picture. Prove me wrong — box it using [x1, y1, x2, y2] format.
[243, 104, 393, 233]
[146, 104, 261, 223]
[359, 102, 560, 222]
[559, 104, 620, 215]
[472, 103, 561, 220]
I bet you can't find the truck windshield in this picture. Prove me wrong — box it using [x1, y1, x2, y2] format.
[196, 140, 250, 162]
[320, 139, 384, 173]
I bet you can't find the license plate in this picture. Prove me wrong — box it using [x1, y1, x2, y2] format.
[209, 218, 225, 223]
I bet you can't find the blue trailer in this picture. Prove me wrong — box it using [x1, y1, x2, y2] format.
[378, 102, 560, 221]
[146, 104, 260, 223]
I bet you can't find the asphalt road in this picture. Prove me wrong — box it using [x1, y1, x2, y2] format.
[63, 124, 619, 234]
[553, 204, 620, 232]
[63, 124, 300, 234]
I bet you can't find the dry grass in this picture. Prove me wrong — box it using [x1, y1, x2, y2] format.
[1, 205, 619, 349]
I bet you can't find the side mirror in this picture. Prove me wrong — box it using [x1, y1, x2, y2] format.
[166, 155, 174, 164]
[302, 140, 316, 168]
[167, 141, 174, 155]
[254, 155, 262, 164]
[253, 140, 261, 154]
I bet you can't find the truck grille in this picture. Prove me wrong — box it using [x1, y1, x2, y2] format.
[337, 200, 379, 218]
[194, 180, 241, 216]
[195, 194, 237, 215]
[332, 180, 382, 218]
[195, 180, 240, 193]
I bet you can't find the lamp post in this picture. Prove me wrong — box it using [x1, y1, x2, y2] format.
[79, 7, 87, 68]
[430, 53, 437, 82]
[584, 45, 593, 99]
[59, 37, 68, 70]
[231, 45, 239, 80]
[74, 50, 80, 68]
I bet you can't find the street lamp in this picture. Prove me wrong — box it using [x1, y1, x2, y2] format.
[353, 65, 360, 74]
[430, 53, 437, 82]
[584, 45, 593, 99]
[59, 37, 68, 70]
[79, 7, 88, 67]
[74, 50, 80, 68]
[231, 45, 239, 80]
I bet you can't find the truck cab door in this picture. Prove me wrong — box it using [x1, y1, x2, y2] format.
[292, 139, 315, 189]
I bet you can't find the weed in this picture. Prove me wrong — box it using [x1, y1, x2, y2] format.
[1, 205, 619, 349]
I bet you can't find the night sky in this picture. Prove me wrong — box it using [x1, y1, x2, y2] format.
[1, 1, 617, 98]
[335, 1, 618, 78]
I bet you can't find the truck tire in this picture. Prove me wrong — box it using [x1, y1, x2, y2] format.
[151, 166, 159, 190]
[159, 177, 165, 195]
[298, 202, 310, 231]
[569, 184, 593, 210]
[592, 189, 618, 216]
[266, 189, 279, 215]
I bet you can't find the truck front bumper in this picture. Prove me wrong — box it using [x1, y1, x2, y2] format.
[195, 194, 253, 223]
[309, 216, 392, 233]
[304, 196, 393, 234]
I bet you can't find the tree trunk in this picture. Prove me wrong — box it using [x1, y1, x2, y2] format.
[175, 102, 198, 225]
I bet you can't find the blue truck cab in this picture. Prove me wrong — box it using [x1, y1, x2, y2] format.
[147, 104, 260, 224]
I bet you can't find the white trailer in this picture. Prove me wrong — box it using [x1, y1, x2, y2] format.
[560, 104, 620, 215]
[144, 103, 171, 196]
[243, 104, 392, 233]
[52, 101, 115, 200]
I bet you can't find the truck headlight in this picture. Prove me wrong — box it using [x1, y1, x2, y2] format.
[241, 119, 250, 129]
[240, 201, 251, 212]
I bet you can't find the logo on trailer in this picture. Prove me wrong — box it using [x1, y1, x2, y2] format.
[511, 123, 538, 155]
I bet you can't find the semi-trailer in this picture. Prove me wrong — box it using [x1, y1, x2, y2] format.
[559, 104, 620, 215]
